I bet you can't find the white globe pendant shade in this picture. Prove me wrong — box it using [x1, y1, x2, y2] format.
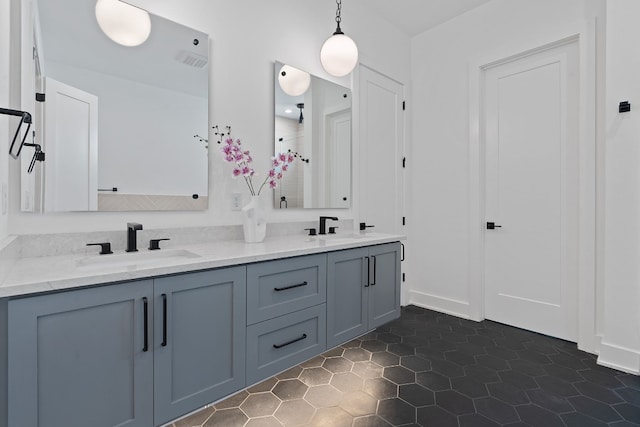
[320, 33, 358, 77]
[95, 0, 151, 47]
[278, 64, 311, 97]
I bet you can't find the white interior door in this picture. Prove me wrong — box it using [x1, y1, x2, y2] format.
[483, 41, 579, 341]
[359, 66, 404, 234]
[44, 77, 98, 212]
[326, 109, 351, 208]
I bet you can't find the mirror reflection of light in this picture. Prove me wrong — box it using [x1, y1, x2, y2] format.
[278, 64, 311, 96]
[95, 0, 151, 47]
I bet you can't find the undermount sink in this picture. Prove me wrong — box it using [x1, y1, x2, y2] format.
[76, 249, 201, 270]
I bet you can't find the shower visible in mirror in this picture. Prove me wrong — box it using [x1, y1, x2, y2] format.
[274, 61, 352, 209]
[22, 0, 209, 212]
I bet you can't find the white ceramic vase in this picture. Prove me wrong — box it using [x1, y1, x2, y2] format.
[242, 195, 266, 243]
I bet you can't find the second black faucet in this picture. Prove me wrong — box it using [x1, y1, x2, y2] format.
[319, 216, 338, 235]
[126, 222, 143, 252]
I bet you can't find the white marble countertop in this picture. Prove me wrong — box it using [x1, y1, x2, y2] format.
[0, 232, 404, 298]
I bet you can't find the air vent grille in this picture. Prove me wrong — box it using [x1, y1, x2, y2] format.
[175, 51, 208, 69]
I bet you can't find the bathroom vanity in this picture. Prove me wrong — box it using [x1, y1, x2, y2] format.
[0, 233, 401, 427]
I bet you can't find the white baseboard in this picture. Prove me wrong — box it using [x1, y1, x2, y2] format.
[598, 341, 640, 374]
[408, 290, 471, 320]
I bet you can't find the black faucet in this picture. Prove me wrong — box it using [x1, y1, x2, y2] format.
[319, 216, 338, 235]
[126, 222, 143, 252]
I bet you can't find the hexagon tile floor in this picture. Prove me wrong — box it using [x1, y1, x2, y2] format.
[169, 305, 640, 427]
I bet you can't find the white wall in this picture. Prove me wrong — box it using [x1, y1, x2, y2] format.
[0, 0, 11, 242]
[599, 0, 640, 374]
[408, 0, 604, 331]
[8, 0, 411, 234]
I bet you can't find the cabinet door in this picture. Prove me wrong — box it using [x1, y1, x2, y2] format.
[368, 242, 401, 328]
[8, 280, 154, 427]
[153, 267, 246, 426]
[327, 247, 369, 348]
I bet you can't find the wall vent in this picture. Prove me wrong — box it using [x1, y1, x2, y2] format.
[175, 51, 208, 69]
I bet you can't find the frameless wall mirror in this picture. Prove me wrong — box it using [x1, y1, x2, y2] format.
[22, 0, 209, 212]
[274, 61, 352, 209]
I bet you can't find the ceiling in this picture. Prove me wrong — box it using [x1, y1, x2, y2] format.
[355, 0, 493, 36]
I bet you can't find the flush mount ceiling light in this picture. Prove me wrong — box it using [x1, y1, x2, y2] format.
[278, 64, 311, 97]
[95, 0, 151, 47]
[320, 0, 358, 77]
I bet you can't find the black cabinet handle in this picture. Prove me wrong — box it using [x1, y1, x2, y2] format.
[162, 294, 168, 347]
[372, 256, 377, 286]
[365, 256, 370, 287]
[274, 281, 308, 292]
[401, 243, 405, 262]
[273, 333, 307, 349]
[142, 297, 149, 352]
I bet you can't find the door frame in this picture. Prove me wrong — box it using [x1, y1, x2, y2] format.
[468, 22, 600, 354]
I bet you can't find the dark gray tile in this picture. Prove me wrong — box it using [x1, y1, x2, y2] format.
[376, 398, 416, 425]
[331, 372, 365, 393]
[509, 358, 547, 376]
[248, 377, 278, 394]
[474, 396, 520, 424]
[300, 355, 325, 369]
[613, 402, 640, 424]
[344, 347, 372, 362]
[244, 416, 283, 427]
[574, 380, 623, 404]
[323, 346, 345, 357]
[568, 395, 622, 422]
[536, 375, 580, 396]
[415, 371, 451, 391]
[274, 399, 316, 425]
[388, 343, 416, 356]
[299, 367, 332, 386]
[214, 390, 248, 409]
[484, 345, 519, 360]
[398, 383, 434, 407]
[342, 338, 363, 348]
[416, 405, 458, 427]
[323, 356, 354, 373]
[617, 387, 640, 406]
[560, 412, 609, 427]
[202, 408, 248, 426]
[304, 384, 343, 408]
[352, 415, 392, 427]
[361, 340, 387, 353]
[240, 392, 281, 418]
[498, 370, 538, 390]
[371, 351, 400, 367]
[464, 364, 500, 383]
[444, 350, 476, 366]
[476, 354, 510, 371]
[526, 388, 573, 414]
[272, 379, 308, 400]
[580, 369, 625, 388]
[458, 413, 501, 427]
[275, 365, 303, 380]
[549, 353, 587, 370]
[434, 390, 475, 415]
[451, 376, 489, 398]
[400, 355, 431, 372]
[618, 374, 640, 390]
[543, 362, 584, 382]
[516, 404, 565, 427]
[352, 360, 384, 379]
[486, 381, 530, 405]
[430, 358, 465, 377]
[383, 366, 415, 385]
[339, 390, 378, 417]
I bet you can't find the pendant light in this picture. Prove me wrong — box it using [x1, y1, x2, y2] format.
[278, 64, 311, 97]
[320, 0, 358, 77]
[95, 0, 151, 47]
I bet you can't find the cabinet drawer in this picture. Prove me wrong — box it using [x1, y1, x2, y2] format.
[247, 254, 326, 325]
[246, 305, 326, 384]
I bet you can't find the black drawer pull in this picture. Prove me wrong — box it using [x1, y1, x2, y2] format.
[161, 294, 168, 347]
[372, 256, 377, 286]
[273, 333, 308, 349]
[142, 297, 149, 352]
[365, 257, 370, 287]
[274, 281, 308, 292]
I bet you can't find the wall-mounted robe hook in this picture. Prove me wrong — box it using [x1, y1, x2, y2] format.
[0, 107, 32, 159]
[619, 101, 631, 113]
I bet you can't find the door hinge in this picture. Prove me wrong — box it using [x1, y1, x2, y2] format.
[402, 217, 406, 226]
[402, 273, 406, 282]
[35, 93, 45, 102]
[402, 101, 406, 111]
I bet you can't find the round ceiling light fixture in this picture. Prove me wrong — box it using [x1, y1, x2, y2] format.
[278, 64, 311, 97]
[320, 0, 358, 77]
[95, 0, 151, 47]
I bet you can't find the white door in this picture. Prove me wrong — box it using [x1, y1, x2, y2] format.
[483, 41, 579, 341]
[44, 77, 98, 212]
[326, 109, 351, 208]
[359, 66, 404, 234]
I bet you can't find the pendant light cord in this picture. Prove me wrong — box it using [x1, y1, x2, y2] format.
[334, 0, 344, 35]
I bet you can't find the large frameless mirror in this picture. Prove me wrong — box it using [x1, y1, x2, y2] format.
[22, 0, 209, 212]
[274, 61, 352, 209]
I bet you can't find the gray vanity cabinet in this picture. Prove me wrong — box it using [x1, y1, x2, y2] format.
[327, 242, 401, 348]
[8, 280, 155, 427]
[153, 267, 246, 426]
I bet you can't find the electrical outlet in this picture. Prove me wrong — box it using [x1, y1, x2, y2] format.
[1, 183, 7, 215]
[231, 193, 242, 211]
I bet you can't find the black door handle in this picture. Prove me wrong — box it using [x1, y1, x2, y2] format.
[371, 256, 377, 286]
[486, 222, 502, 230]
[365, 256, 370, 287]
